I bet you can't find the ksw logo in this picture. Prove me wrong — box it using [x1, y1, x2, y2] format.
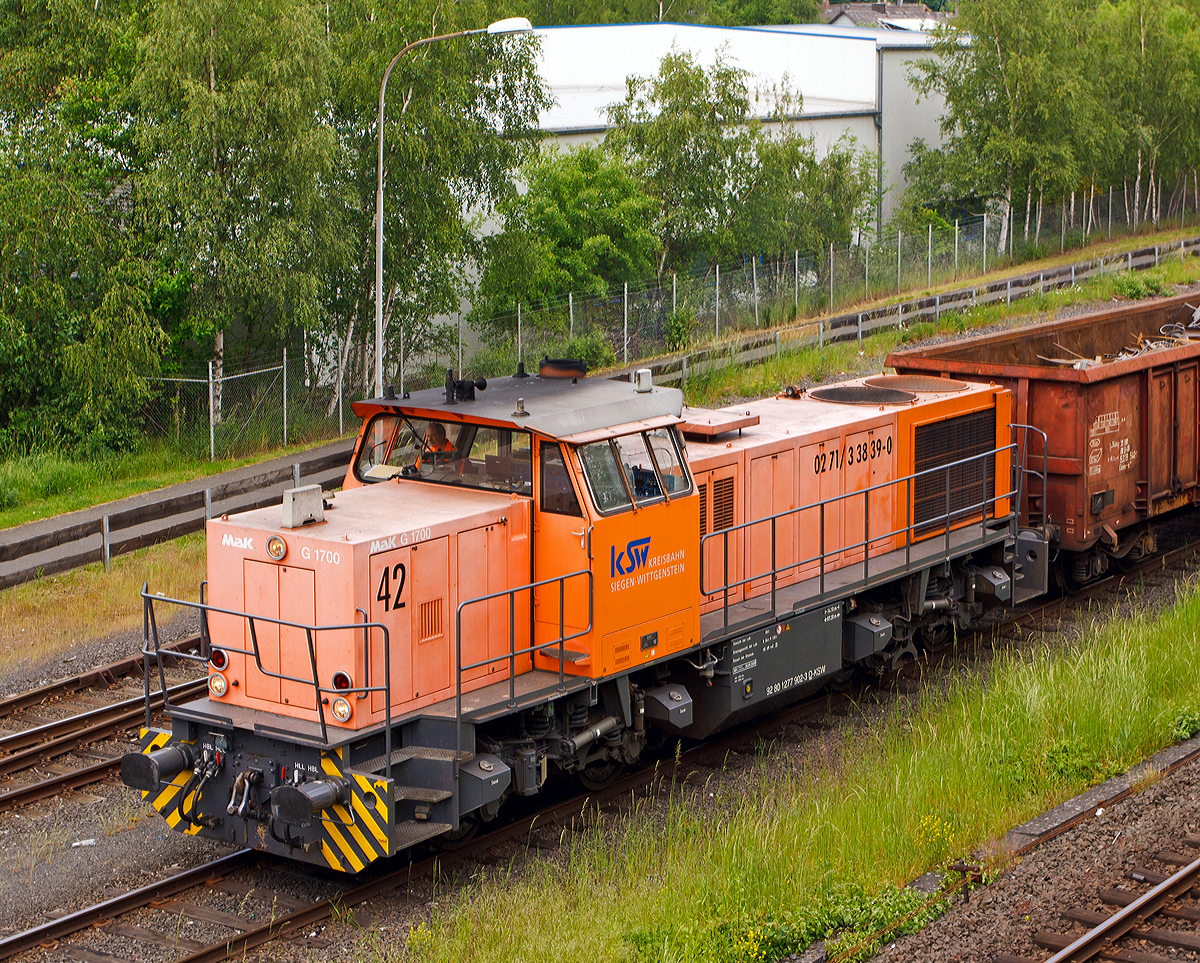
[611, 537, 651, 577]
[370, 536, 398, 553]
[221, 534, 254, 550]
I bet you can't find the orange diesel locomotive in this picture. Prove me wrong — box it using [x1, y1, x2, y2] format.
[123, 363, 1045, 870]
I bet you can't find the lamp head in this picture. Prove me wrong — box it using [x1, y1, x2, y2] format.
[486, 16, 534, 34]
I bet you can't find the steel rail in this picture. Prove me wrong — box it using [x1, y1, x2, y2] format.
[0, 678, 207, 768]
[1044, 852, 1200, 963]
[0, 849, 255, 960]
[0, 635, 200, 719]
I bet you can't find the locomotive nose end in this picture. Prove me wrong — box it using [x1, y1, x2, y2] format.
[270, 779, 346, 828]
[120, 744, 194, 792]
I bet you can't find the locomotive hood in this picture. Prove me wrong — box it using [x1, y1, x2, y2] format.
[204, 479, 531, 728]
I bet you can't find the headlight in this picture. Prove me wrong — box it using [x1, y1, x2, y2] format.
[209, 672, 228, 697]
[266, 536, 287, 560]
[331, 697, 352, 723]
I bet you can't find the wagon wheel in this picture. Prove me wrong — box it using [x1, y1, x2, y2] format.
[921, 622, 953, 652]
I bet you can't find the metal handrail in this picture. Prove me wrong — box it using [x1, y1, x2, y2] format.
[699, 442, 1020, 629]
[1010, 423, 1050, 539]
[453, 569, 594, 765]
[140, 586, 396, 780]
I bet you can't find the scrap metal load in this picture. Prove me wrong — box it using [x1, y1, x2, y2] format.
[123, 357, 1039, 872]
[888, 292, 1200, 586]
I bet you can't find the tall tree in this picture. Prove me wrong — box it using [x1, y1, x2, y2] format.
[136, 0, 352, 411]
[472, 144, 658, 339]
[606, 48, 759, 275]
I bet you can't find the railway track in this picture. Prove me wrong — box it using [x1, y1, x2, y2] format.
[0, 638, 203, 814]
[998, 836, 1200, 963]
[1, 532, 1197, 962]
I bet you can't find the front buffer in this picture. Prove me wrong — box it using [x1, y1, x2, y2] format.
[123, 711, 509, 872]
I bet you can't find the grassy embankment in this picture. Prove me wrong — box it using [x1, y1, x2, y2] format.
[0, 437, 343, 531]
[681, 254, 1200, 408]
[396, 576, 1200, 963]
[0, 533, 207, 671]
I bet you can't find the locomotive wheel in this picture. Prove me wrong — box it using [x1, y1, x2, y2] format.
[578, 759, 622, 791]
[436, 816, 479, 850]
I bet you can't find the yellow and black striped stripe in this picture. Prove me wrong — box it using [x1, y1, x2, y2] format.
[138, 728, 202, 836]
[313, 751, 394, 871]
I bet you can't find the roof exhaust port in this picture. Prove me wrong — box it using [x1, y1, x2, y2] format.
[634, 368, 653, 393]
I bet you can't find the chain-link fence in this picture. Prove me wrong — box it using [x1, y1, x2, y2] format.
[142, 182, 1200, 460]
[143, 350, 358, 461]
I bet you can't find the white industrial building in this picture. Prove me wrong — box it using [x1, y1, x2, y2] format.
[532, 21, 947, 224]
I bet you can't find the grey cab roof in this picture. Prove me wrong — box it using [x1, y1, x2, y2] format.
[361, 373, 684, 440]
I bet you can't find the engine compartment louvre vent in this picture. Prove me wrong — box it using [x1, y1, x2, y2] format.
[699, 483, 709, 536]
[913, 408, 996, 532]
[419, 598, 444, 643]
[712, 476, 736, 532]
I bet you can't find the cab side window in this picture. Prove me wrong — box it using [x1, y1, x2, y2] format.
[540, 443, 582, 516]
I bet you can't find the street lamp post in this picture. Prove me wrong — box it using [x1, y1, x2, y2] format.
[375, 16, 533, 398]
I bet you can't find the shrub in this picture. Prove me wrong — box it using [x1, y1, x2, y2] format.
[664, 306, 697, 351]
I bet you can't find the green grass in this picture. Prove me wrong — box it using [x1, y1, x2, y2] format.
[0, 437, 347, 531]
[393, 576, 1200, 963]
[680, 257, 1200, 409]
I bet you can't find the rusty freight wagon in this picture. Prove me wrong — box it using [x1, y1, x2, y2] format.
[888, 293, 1200, 586]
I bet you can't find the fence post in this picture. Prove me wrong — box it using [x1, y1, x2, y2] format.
[794, 249, 799, 313]
[1108, 186, 1113, 239]
[828, 243, 834, 312]
[819, 318, 824, 351]
[896, 229, 902, 292]
[1127, 251, 1132, 271]
[282, 347, 288, 448]
[623, 281, 628, 365]
[518, 303, 522, 365]
[865, 241, 870, 300]
[775, 330, 781, 358]
[208, 360, 215, 461]
[983, 214, 987, 275]
[1060, 199, 1065, 252]
[857, 312, 862, 348]
[337, 365, 343, 436]
[1006, 279, 1011, 305]
[102, 515, 111, 573]
[204, 488, 212, 521]
[293, 463, 301, 488]
[672, 275, 676, 317]
[569, 291, 574, 337]
[935, 293, 940, 321]
[1155, 245, 1159, 267]
[1071, 264, 1075, 286]
[954, 219, 959, 279]
[715, 263, 720, 339]
[927, 223, 932, 287]
[753, 258, 759, 327]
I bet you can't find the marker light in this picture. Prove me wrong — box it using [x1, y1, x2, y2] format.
[210, 649, 228, 670]
[331, 697, 353, 723]
[332, 671, 352, 691]
[209, 672, 229, 697]
[266, 536, 287, 560]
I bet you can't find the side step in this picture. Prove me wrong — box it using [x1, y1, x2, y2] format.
[358, 745, 464, 774]
[394, 785, 452, 803]
[393, 820, 452, 849]
[536, 644, 590, 663]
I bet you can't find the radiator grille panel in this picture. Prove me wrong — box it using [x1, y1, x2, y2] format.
[913, 409, 996, 533]
[419, 598, 444, 643]
[699, 483, 709, 536]
[712, 476, 736, 531]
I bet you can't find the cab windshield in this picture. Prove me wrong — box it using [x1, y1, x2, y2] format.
[576, 426, 692, 514]
[355, 414, 533, 495]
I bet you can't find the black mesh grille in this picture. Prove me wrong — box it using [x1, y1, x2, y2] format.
[913, 408, 996, 534]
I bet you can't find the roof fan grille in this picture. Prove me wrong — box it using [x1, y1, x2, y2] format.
[865, 375, 969, 392]
[809, 385, 917, 406]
